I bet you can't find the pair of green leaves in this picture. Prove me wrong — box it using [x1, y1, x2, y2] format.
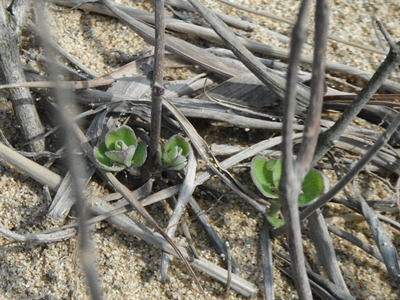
[251, 157, 328, 227]
[251, 157, 326, 205]
[94, 126, 190, 172]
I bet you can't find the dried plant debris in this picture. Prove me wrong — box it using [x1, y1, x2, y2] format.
[0, 0, 399, 299]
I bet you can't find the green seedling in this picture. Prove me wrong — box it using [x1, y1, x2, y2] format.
[161, 135, 190, 171]
[94, 125, 147, 172]
[251, 157, 328, 227]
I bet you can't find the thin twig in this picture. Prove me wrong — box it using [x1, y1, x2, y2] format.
[307, 209, 350, 293]
[0, 78, 114, 90]
[99, 0, 245, 78]
[70, 121, 206, 296]
[163, 98, 267, 213]
[0, 142, 62, 189]
[289, 3, 341, 295]
[160, 148, 196, 280]
[165, 0, 255, 31]
[144, 0, 165, 177]
[259, 217, 274, 300]
[0, 224, 76, 243]
[224, 241, 232, 298]
[327, 224, 383, 261]
[33, 2, 103, 297]
[52, 0, 400, 93]
[186, 0, 311, 111]
[376, 19, 397, 48]
[23, 50, 89, 80]
[217, 0, 386, 55]
[26, 19, 96, 78]
[295, 0, 329, 178]
[314, 23, 400, 163]
[279, 0, 313, 298]
[188, 197, 240, 274]
[274, 253, 350, 300]
[273, 112, 400, 237]
[353, 180, 400, 289]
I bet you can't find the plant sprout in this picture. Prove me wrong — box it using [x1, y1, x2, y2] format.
[251, 157, 328, 227]
[94, 125, 147, 172]
[161, 135, 190, 171]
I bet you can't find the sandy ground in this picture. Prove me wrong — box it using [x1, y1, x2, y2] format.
[0, 0, 399, 299]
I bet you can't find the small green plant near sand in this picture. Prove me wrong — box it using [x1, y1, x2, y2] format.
[94, 127, 190, 173]
[161, 134, 190, 171]
[251, 157, 328, 227]
[94, 125, 147, 172]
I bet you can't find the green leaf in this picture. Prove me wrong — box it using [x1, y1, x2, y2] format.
[251, 156, 329, 208]
[166, 146, 182, 162]
[162, 146, 188, 170]
[165, 135, 190, 156]
[93, 125, 148, 172]
[162, 135, 190, 170]
[250, 157, 279, 198]
[94, 144, 126, 172]
[272, 158, 282, 189]
[114, 140, 128, 151]
[105, 145, 137, 167]
[267, 214, 285, 228]
[105, 125, 137, 150]
[165, 155, 188, 170]
[132, 141, 147, 167]
[298, 169, 325, 206]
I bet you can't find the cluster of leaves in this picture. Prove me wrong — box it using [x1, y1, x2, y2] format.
[251, 157, 328, 227]
[161, 134, 190, 171]
[94, 126, 189, 172]
[94, 126, 147, 172]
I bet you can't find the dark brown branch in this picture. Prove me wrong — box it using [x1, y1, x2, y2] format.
[145, 0, 165, 177]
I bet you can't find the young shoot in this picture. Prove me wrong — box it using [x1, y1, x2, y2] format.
[94, 125, 147, 172]
[251, 157, 329, 227]
[161, 135, 190, 171]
